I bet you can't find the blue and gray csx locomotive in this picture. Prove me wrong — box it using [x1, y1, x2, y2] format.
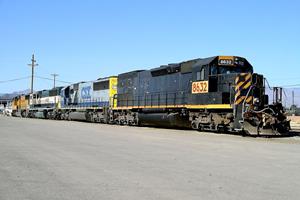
[12, 56, 290, 136]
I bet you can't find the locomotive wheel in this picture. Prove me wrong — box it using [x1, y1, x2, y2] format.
[198, 124, 203, 132]
[217, 125, 228, 134]
[67, 114, 71, 121]
[191, 121, 198, 130]
[257, 122, 263, 136]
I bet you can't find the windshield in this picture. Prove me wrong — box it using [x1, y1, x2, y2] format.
[219, 66, 253, 74]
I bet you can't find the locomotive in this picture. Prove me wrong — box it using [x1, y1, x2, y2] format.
[58, 76, 117, 122]
[11, 56, 290, 136]
[12, 94, 29, 117]
[12, 87, 63, 118]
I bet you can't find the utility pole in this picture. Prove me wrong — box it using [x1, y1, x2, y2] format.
[51, 73, 59, 88]
[27, 54, 38, 94]
[51, 73, 59, 108]
[292, 90, 295, 106]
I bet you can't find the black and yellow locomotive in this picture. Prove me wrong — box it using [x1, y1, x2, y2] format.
[112, 56, 290, 135]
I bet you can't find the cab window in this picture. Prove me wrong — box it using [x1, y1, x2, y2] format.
[196, 67, 205, 80]
[218, 66, 253, 74]
[210, 65, 218, 75]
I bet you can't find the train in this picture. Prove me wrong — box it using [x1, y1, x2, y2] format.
[11, 56, 291, 136]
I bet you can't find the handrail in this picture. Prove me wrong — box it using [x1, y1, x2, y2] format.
[116, 90, 188, 108]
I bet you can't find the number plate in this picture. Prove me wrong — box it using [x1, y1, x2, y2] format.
[218, 56, 234, 66]
[192, 81, 209, 94]
[218, 59, 233, 65]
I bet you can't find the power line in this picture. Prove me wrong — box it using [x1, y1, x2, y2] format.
[0, 76, 31, 84]
[268, 77, 300, 81]
[34, 75, 72, 84]
[264, 78, 272, 90]
[0, 75, 72, 85]
[278, 84, 300, 88]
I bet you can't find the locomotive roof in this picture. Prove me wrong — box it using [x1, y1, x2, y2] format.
[97, 75, 117, 81]
[117, 56, 252, 77]
[149, 56, 216, 71]
[61, 76, 116, 91]
[194, 56, 252, 68]
[33, 87, 64, 94]
[151, 56, 253, 76]
[193, 56, 217, 67]
[149, 56, 216, 75]
[118, 70, 145, 77]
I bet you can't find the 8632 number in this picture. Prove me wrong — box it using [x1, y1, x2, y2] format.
[192, 81, 209, 94]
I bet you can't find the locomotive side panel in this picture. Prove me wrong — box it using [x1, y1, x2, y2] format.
[117, 70, 142, 107]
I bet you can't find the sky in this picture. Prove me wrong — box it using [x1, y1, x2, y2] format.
[0, 0, 300, 93]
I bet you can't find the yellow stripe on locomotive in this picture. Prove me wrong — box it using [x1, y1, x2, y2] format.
[109, 76, 118, 108]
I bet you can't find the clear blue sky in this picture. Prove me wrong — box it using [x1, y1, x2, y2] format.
[0, 0, 299, 93]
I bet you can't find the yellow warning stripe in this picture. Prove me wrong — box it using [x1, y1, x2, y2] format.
[234, 73, 253, 105]
[235, 95, 253, 105]
[235, 76, 239, 84]
[245, 73, 251, 82]
[239, 75, 252, 90]
[235, 73, 251, 90]
[235, 91, 241, 100]
[186, 104, 232, 109]
[246, 96, 253, 103]
[113, 104, 232, 110]
[242, 81, 252, 90]
[236, 81, 245, 91]
[236, 75, 252, 91]
[235, 73, 248, 84]
[235, 96, 246, 105]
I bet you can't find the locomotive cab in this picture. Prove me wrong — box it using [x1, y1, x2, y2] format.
[190, 56, 253, 106]
[190, 56, 289, 135]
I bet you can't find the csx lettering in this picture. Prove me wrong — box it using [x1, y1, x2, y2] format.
[192, 81, 208, 94]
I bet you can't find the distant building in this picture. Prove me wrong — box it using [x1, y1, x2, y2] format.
[0, 98, 11, 107]
[287, 105, 300, 116]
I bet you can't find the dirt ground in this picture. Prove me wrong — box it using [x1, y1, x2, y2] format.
[1, 116, 300, 200]
[288, 116, 300, 123]
[287, 116, 300, 131]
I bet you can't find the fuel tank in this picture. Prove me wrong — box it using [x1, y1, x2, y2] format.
[68, 111, 87, 121]
[138, 112, 190, 128]
[12, 111, 22, 117]
[34, 111, 46, 119]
